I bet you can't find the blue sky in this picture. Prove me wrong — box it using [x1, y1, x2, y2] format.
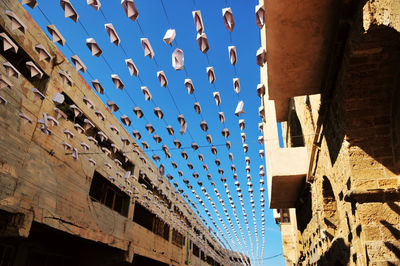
[25, 0, 285, 265]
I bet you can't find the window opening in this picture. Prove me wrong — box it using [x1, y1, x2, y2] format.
[0, 27, 49, 94]
[89, 171, 129, 217]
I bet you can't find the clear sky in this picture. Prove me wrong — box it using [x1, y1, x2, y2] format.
[25, 0, 285, 265]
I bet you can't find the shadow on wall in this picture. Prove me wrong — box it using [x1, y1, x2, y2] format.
[381, 202, 400, 261]
[296, 183, 312, 234]
[321, 176, 339, 241]
[321, 79, 345, 167]
[380, 220, 400, 241]
[318, 5, 400, 171]
[384, 242, 400, 261]
[317, 238, 350, 266]
[344, 25, 400, 175]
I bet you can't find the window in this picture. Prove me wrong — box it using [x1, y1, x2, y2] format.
[281, 209, 291, 223]
[133, 202, 154, 231]
[215, 250, 224, 260]
[194, 227, 200, 236]
[138, 173, 152, 191]
[57, 93, 98, 143]
[114, 149, 135, 173]
[173, 206, 184, 220]
[207, 256, 215, 265]
[193, 244, 199, 257]
[275, 208, 291, 224]
[57, 92, 83, 123]
[133, 203, 171, 241]
[184, 217, 191, 228]
[153, 217, 162, 236]
[287, 98, 305, 147]
[172, 229, 185, 248]
[163, 223, 170, 241]
[153, 216, 169, 241]
[153, 187, 171, 207]
[0, 27, 49, 94]
[207, 240, 215, 251]
[89, 171, 129, 217]
[200, 251, 205, 261]
[57, 92, 136, 173]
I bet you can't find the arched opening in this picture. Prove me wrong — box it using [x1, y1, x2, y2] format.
[287, 98, 305, 147]
[345, 25, 400, 176]
[296, 183, 312, 234]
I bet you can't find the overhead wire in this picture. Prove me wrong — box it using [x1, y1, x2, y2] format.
[188, 2, 253, 261]
[34, 1, 186, 219]
[93, 4, 203, 194]
[222, 1, 265, 263]
[35, 0, 261, 260]
[200, 23, 253, 266]
[63, 134, 310, 155]
[68, 2, 180, 180]
[158, 0, 253, 258]
[92, 3, 234, 251]
[1, 6, 221, 255]
[180, 9, 254, 259]
[126, 9, 236, 247]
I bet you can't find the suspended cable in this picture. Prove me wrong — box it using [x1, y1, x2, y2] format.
[78, 20, 90, 36]
[160, 0, 172, 28]
[191, 0, 197, 9]
[189, 8, 253, 258]
[220, 4, 264, 263]
[136, 20, 145, 36]
[36, 0, 258, 259]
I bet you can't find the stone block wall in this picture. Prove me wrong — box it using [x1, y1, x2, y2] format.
[279, 0, 400, 265]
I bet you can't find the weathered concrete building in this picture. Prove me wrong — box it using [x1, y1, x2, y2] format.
[0, 1, 247, 265]
[260, 0, 400, 264]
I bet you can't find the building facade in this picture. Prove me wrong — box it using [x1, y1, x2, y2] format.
[260, 0, 400, 265]
[0, 1, 247, 265]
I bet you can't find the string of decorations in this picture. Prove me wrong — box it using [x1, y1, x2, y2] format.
[19, 1, 230, 259]
[14, 0, 269, 263]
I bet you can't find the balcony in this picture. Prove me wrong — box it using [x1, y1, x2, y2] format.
[263, 98, 309, 209]
[260, 0, 338, 121]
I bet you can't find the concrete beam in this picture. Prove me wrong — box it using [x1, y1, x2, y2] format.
[262, 0, 338, 121]
[263, 97, 309, 209]
[268, 147, 308, 208]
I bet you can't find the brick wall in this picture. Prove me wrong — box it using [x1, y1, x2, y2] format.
[344, 24, 400, 265]
[285, 1, 400, 265]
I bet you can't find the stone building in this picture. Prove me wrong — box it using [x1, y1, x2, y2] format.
[260, 0, 400, 265]
[0, 1, 247, 265]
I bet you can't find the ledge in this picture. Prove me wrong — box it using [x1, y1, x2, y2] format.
[267, 147, 309, 209]
[262, 0, 338, 121]
[344, 188, 400, 203]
